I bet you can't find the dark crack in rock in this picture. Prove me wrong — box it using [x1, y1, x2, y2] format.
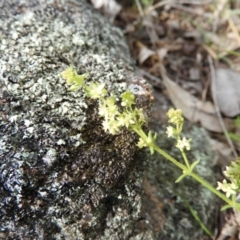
[0, 1, 152, 239]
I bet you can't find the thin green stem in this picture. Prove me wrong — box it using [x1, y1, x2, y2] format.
[131, 125, 146, 139]
[153, 143, 186, 170]
[181, 150, 190, 168]
[180, 194, 213, 237]
[190, 171, 240, 210]
[151, 143, 240, 211]
[130, 127, 240, 211]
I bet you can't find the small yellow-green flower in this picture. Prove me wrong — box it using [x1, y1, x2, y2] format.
[217, 179, 238, 198]
[133, 108, 146, 125]
[121, 90, 135, 107]
[167, 108, 184, 126]
[166, 126, 174, 138]
[61, 66, 87, 91]
[61, 66, 75, 83]
[137, 138, 147, 149]
[98, 103, 109, 119]
[86, 82, 107, 99]
[102, 119, 120, 135]
[104, 97, 119, 117]
[224, 160, 240, 180]
[176, 137, 191, 151]
[136, 131, 157, 155]
[99, 97, 119, 120]
[117, 112, 135, 128]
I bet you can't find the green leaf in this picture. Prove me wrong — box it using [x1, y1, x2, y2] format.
[121, 90, 135, 107]
[175, 173, 188, 183]
[228, 132, 240, 142]
[149, 146, 154, 155]
[220, 204, 232, 211]
[190, 160, 200, 171]
[234, 116, 240, 127]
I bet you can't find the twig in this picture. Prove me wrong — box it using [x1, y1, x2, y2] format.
[212, 0, 228, 32]
[134, 0, 144, 18]
[174, 0, 212, 4]
[203, 44, 218, 59]
[135, 68, 163, 88]
[145, 0, 212, 16]
[145, 0, 172, 16]
[170, 3, 205, 16]
[201, 75, 210, 102]
[228, 17, 240, 46]
[208, 56, 238, 160]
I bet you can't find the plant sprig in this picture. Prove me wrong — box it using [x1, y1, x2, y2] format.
[61, 66, 240, 235]
[61, 66, 148, 142]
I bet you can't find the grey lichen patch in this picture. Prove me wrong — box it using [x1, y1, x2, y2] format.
[143, 125, 218, 240]
[0, 0, 148, 239]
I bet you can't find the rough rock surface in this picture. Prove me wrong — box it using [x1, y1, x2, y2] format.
[0, 1, 151, 239]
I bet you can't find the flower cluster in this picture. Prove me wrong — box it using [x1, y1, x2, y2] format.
[61, 66, 87, 91]
[167, 108, 184, 126]
[224, 160, 240, 186]
[166, 108, 191, 151]
[217, 159, 240, 198]
[85, 82, 107, 99]
[217, 179, 238, 198]
[61, 66, 240, 212]
[61, 66, 146, 135]
[176, 137, 191, 151]
[98, 91, 146, 135]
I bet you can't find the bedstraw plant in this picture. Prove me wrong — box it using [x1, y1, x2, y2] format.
[61, 66, 240, 219]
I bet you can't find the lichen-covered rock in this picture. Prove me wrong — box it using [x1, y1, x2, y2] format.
[0, 1, 151, 239]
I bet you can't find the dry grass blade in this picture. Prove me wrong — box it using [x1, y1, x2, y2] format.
[208, 56, 238, 160]
[145, 0, 172, 16]
[228, 17, 240, 45]
[134, 0, 144, 18]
